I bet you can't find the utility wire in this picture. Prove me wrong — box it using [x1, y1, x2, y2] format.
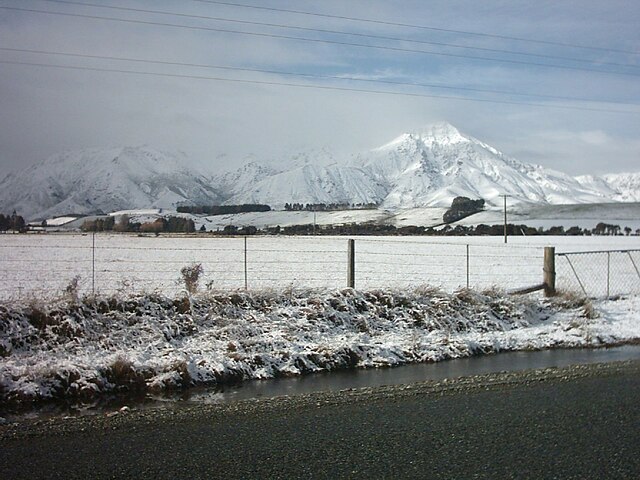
[194, 0, 640, 56]
[37, 0, 640, 70]
[1, 59, 638, 115]
[2, 5, 639, 78]
[3, 46, 636, 106]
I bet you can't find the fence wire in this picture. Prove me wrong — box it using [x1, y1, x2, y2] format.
[557, 250, 640, 299]
[0, 234, 549, 300]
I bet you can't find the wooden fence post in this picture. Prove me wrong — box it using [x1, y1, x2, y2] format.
[347, 239, 355, 289]
[92, 231, 95, 296]
[543, 246, 556, 297]
[244, 236, 248, 290]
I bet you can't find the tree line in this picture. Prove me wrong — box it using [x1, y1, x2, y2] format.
[81, 215, 195, 233]
[206, 222, 640, 237]
[284, 202, 378, 211]
[176, 204, 271, 215]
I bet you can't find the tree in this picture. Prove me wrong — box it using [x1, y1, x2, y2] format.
[443, 197, 485, 223]
[10, 211, 25, 232]
[593, 223, 606, 235]
[624, 226, 632, 236]
[114, 214, 130, 232]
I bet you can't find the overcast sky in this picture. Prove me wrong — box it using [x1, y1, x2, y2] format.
[0, 0, 639, 177]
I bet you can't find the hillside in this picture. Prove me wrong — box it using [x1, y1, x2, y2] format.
[0, 147, 222, 220]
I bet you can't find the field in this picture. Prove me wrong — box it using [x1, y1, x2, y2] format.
[0, 233, 638, 300]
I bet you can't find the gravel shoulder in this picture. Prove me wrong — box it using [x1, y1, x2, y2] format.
[1, 360, 639, 479]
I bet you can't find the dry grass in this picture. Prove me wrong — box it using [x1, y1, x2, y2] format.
[105, 356, 147, 391]
[552, 290, 599, 319]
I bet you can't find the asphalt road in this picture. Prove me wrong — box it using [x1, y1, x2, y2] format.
[1, 361, 639, 479]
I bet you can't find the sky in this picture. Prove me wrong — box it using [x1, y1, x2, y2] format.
[0, 0, 639, 177]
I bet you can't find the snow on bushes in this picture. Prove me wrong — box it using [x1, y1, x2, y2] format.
[0, 287, 637, 404]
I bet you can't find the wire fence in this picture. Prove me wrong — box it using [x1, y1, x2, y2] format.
[0, 233, 546, 300]
[557, 249, 640, 299]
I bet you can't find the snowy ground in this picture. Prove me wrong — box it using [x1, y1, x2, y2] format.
[1, 287, 639, 404]
[0, 234, 638, 300]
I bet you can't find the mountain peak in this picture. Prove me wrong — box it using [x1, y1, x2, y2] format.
[410, 122, 468, 145]
[375, 122, 468, 152]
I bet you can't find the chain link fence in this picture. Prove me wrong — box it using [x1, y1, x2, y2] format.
[556, 249, 640, 298]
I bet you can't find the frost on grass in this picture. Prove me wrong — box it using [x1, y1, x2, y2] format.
[0, 287, 638, 404]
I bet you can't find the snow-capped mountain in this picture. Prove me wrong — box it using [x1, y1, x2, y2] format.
[1, 123, 638, 221]
[0, 146, 222, 220]
[221, 122, 617, 209]
[354, 122, 609, 208]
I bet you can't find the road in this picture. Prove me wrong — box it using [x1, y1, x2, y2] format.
[1, 361, 639, 479]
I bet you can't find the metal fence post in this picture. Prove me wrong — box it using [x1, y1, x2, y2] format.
[543, 246, 556, 297]
[347, 239, 355, 289]
[607, 251, 610, 299]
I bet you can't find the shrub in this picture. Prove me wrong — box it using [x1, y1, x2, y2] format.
[180, 263, 203, 294]
[64, 275, 81, 303]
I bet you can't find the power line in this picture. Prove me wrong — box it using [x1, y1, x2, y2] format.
[2, 5, 639, 78]
[37, 0, 640, 71]
[194, 0, 640, 57]
[1, 59, 638, 115]
[2, 46, 636, 106]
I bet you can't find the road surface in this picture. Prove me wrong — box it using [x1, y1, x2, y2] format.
[1, 361, 639, 479]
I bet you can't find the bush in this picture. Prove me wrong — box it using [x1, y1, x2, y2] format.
[180, 263, 203, 294]
[64, 275, 81, 303]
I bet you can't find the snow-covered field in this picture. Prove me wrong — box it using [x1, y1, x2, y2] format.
[455, 202, 640, 231]
[81, 202, 640, 232]
[0, 234, 638, 300]
[0, 234, 640, 300]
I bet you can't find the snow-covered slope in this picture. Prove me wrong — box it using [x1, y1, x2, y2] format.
[0, 146, 222, 220]
[224, 163, 386, 208]
[576, 172, 640, 203]
[211, 160, 280, 201]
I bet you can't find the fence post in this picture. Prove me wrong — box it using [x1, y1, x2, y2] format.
[244, 236, 248, 290]
[466, 244, 470, 288]
[92, 231, 95, 296]
[347, 239, 355, 289]
[606, 251, 610, 299]
[543, 246, 556, 297]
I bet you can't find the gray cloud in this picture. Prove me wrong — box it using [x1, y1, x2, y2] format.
[0, 0, 639, 178]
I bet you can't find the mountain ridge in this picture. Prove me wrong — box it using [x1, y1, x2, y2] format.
[1, 123, 638, 220]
